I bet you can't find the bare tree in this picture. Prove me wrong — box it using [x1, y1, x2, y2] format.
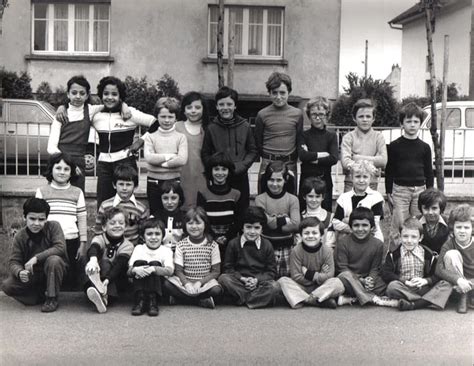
[0, 0, 9, 36]
[217, 0, 225, 88]
[227, 10, 236, 88]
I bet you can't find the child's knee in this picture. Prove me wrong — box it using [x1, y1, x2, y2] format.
[444, 250, 462, 265]
[386, 281, 403, 297]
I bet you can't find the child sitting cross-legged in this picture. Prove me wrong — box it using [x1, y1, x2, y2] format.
[278, 217, 336, 309]
[218, 207, 279, 309]
[128, 218, 174, 317]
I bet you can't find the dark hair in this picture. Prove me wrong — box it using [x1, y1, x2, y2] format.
[67, 75, 91, 94]
[43, 153, 77, 183]
[180, 91, 210, 128]
[448, 204, 473, 232]
[351, 98, 375, 119]
[140, 217, 166, 237]
[23, 197, 50, 217]
[153, 97, 180, 117]
[300, 216, 324, 235]
[261, 161, 295, 194]
[101, 207, 128, 227]
[349, 207, 375, 228]
[215, 86, 239, 104]
[97, 76, 127, 100]
[183, 206, 211, 240]
[113, 164, 139, 186]
[161, 180, 185, 207]
[401, 217, 423, 236]
[204, 151, 235, 182]
[418, 188, 447, 214]
[399, 102, 426, 125]
[300, 177, 326, 196]
[242, 206, 266, 226]
[265, 72, 292, 93]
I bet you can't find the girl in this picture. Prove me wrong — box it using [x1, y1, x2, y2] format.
[197, 152, 241, 260]
[36, 153, 86, 290]
[255, 161, 300, 278]
[144, 97, 188, 216]
[154, 180, 185, 252]
[175, 91, 209, 211]
[163, 207, 222, 309]
[299, 177, 331, 228]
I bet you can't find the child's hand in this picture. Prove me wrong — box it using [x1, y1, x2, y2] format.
[133, 266, 150, 279]
[216, 236, 227, 246]
[363, 276, 374, 291]
[56, 105, 69, 123]
[85, 257, 100, 275]
[76, 241, 87, 261]
[386, 194, 394, 213]
[24, 256, 38, 273]
[193, 281, 202, 291]
[301, 266, 308, 276]
[247, 277, 258, 291]
[128, 139, 144, 157]
[410, 277, 428, 288]
[321, 264, 330, 273]
[19, 270, 30, 283]
[301, 144, 308, 152]
[121, 102, 132, 121]
[456, 278, 472, 293]
[184, 282, 196, 294]
[75, 166, 83, 177]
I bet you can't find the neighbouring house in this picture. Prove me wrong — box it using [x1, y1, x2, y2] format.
[388, 0, 472, 99]
[0, 0, 341, 117]
[385, 64, 401, 101]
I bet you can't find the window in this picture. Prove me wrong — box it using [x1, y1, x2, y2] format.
[32, 2, 110, 54]
[208, 6, 284, 59]
[426, 109, 461, 128]
[466, 108, 474, 128]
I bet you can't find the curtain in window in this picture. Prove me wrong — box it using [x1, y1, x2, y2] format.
[267, 9, 281, 56]
[75, 4, 89, 51]
[209, 7, 218, 54]
[34, 4, 48, 51]
[54, 4, 68, 51]
[229, 8, 243, 55]
[248, 8, 262, 55]
[93, 4, 109, 52]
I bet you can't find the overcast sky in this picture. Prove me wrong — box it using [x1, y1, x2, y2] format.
[339, 0, 418, 91]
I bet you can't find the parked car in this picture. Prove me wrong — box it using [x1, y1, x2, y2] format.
[0, 98, 98, 175]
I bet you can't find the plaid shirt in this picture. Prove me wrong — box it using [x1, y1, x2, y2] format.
[399, 245, 425, 282]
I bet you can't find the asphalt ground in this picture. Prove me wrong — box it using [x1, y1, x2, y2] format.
[0, 292, 472, 366]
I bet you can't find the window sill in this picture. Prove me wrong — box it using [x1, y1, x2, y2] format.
[25, 54, 115, 63]
[202, 57, 288, 66]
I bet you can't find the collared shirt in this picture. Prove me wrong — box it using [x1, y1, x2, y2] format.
[400, 245, 425, 282]
[113, 193, 138, 208]
[240, 235, 262, 250]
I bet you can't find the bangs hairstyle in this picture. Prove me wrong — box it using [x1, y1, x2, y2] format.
[350, 160, 377, 178]
[153, 97, 180, 117]
[204, 151, 235, 181]
[180, 91, 210, 128]
[351, 98, 376, 119]
[97, 76, 126, 100]
[300, 216, 324, 235]
[401, 217, 423, 236]
[349, 207, 375, 228]
[101, 207, 128, 227]
[399, 102, 426, 125]
[43, 153, 77, 183]
[261, 161, 295, 194]
[161, 180, 185, 206]
[418, 188, 447, 213]
[113, 164, 139, 186]
[448, 204, 473, 232]
[140, 217, 166, 237]
[242, 206, 267, 227]
[265, 72, 292, 93]
[67, 75, 91, 101]
[215, 86, 239, 104]
[23, 197, 50, 217]
[300, 177, 326, 196]
[305, 96, 330, 118]
[183, 206, 211, 240]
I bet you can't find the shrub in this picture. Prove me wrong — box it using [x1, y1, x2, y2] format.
[35, 81, 68, 108]
[0, 68, 33, 99]
[401, 82, 470, 108]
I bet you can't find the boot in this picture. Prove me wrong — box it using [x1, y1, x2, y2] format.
[131, 291, 146, 316]
[457, 293, 468, 314]
[148, 293, 159, 317]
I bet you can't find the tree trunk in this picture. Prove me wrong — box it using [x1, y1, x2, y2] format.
[217, 0, 225, 88]
[227, 10, 235, 88]
[440, 35, 449, 185]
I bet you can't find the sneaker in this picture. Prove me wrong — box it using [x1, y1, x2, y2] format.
[457, 293, 468, 314]
[87, 287, 107, 313]
[373, 296, 399, 308]
[337, 295, 357, 306]
[398, 299, 415, 311]
[198, 296, 215, 309]
[88, 272, 106, 294]
[41, 297, 58, 313]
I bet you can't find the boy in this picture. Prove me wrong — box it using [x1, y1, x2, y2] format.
[255, 72, 304, 194]
[2, 198, 68, 312]
[314, 207, 397, 307]
[85, 207, 134, 313]
[201, 86, 257, 213]
[218, 206, 279, 309]
[340, 98, 387, 192]
[278, 217, 336, 309]
[436, 204, 474, 313]
[95, 164, 149, 245]
[382, 217, 447, 311]
[128, 218, 174, 316]
[386, 102, 434, 241]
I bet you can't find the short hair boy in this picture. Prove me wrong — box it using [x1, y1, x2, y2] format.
[218, 206, 279, 309]
[382, 217, 448, 311]
[2, 198, 68, 312]
[255, 72, 304, 195]
[278, 217, 336, 309]
[435, 204, 474, 313]
[94, 165, 149, 245]
[340, 98, 387, 192]
[386, 102, 434, 245]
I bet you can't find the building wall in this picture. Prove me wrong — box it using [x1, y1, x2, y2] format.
[0, 0, 341, 100]
[400, 3, 470, 98]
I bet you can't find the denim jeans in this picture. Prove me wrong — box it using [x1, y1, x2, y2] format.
[390, 183, 424, 237]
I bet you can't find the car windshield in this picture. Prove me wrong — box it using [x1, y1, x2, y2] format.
[39, 101, 57, 115]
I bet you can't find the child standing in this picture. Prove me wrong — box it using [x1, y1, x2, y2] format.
[340, 98, 387, 192]
[85, 207, 134, 313]
[255, 161, 300, 278]
[36, 153, 86, 289]
[164, 207, 222, 309]
[197, 152, 241, 259]
[175, 92, 209, 211]
[386, 102, 434, 241]
[218, 207, 278, 309]
[2, 198, 68, 312]
[144, 97, 188, 216]
[128, 218, 174, 316]
[95, 165, 149, 246]
[278, 217, 336, 309]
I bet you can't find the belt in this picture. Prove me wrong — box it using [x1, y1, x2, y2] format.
[262, 151, 297, 162]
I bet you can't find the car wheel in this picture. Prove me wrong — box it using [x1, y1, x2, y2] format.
[84, 153, 96, 176]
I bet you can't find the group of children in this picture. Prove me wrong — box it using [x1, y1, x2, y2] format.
[2, 72, 473, 317]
